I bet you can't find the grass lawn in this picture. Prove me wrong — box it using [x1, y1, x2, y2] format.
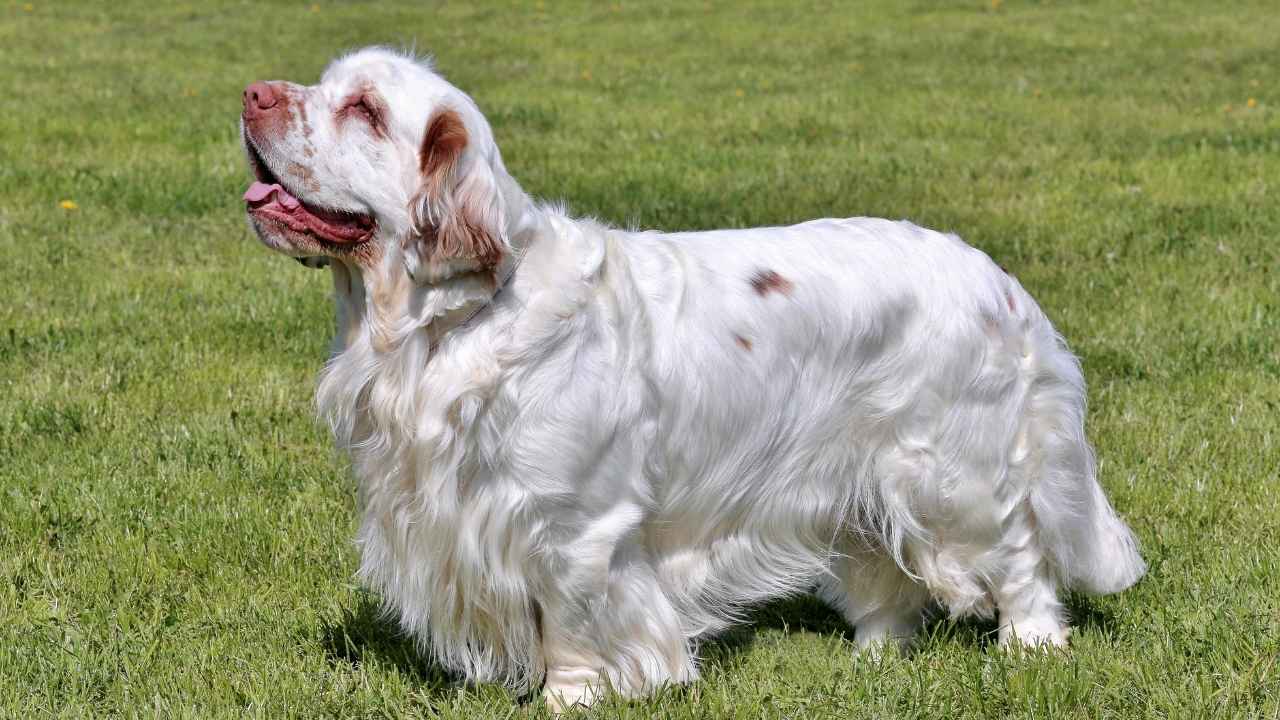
[3, 0, 1279, 717]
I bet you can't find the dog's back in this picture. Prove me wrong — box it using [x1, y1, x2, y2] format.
[578, 217, 1145, 635]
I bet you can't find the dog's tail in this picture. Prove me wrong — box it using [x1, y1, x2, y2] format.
[1023, 321, 1146, 596]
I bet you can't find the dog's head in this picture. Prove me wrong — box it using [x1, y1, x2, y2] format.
[240, 48, 511, 283]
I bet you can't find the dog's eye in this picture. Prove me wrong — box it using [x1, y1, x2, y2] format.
[342, 93, 384, 133]
[348, 96, 375, 122]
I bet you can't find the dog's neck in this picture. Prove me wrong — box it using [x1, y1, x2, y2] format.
[327, 187, 548, 358]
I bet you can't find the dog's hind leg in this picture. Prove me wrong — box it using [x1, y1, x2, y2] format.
[990, 322, 1144, 646]
[990, 499, 1070, 647]
[820, 540, 932, 656]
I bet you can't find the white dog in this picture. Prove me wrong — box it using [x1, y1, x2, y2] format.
[239, 47, 1144, 709]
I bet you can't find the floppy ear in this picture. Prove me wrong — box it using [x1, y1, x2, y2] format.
[405, 108, 506, 283]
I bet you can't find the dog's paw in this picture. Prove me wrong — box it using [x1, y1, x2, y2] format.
[853, 609, 922, 659]
[542, 667, 604, 713]
[998, 618, 1071, 649]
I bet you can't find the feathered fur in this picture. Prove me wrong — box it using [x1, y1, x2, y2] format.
[239, 47, 1145, 709]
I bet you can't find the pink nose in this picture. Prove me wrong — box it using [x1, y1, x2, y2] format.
[242, 82, 278, 118]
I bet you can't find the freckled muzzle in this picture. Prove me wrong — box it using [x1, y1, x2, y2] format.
[240, 82, 377, 252]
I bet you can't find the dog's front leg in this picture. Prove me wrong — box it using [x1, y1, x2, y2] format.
[535, 521, 695, 711]
[539, 622, 609, 712]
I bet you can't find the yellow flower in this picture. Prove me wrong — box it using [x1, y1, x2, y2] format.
[990, 0, 1002, 8]
[1223, 104, 1233, 113]
[23, 3, 34, 10]
[580, 69, 591, 80]
[59, 200, 78, 210]
[734, 88, 745, 98]
[1247, 97, 1258, 108]
[310, 3, 319, 11]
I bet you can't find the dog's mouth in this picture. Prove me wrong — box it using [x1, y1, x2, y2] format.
[242, 137, 376, 247]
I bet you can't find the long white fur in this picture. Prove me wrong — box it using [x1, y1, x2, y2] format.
[242, 47, 1146, 708]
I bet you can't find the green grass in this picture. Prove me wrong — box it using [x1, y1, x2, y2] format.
[2, 0, 1278, 717]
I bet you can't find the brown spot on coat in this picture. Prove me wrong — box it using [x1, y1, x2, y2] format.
[298, 99, 313, 138]
[750, 269, 793, 297]
[734, 334, 753, 352]
[1006, 291, 1016, 312]
[285, 162, 320, 193]
[287, 161, 314, 181]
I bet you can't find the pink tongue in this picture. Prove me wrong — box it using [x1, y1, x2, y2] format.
[243, 181, 300, 210]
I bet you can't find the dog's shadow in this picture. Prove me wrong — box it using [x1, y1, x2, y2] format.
[319, 590, 1120, 692]
[319, 592, 459, 694]
[697, 591, 1120, 674]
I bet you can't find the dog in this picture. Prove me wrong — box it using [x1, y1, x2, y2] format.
[239, 47, 1145, 709]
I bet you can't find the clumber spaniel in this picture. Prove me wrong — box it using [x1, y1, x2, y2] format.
[239, 48, 1144, 709]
